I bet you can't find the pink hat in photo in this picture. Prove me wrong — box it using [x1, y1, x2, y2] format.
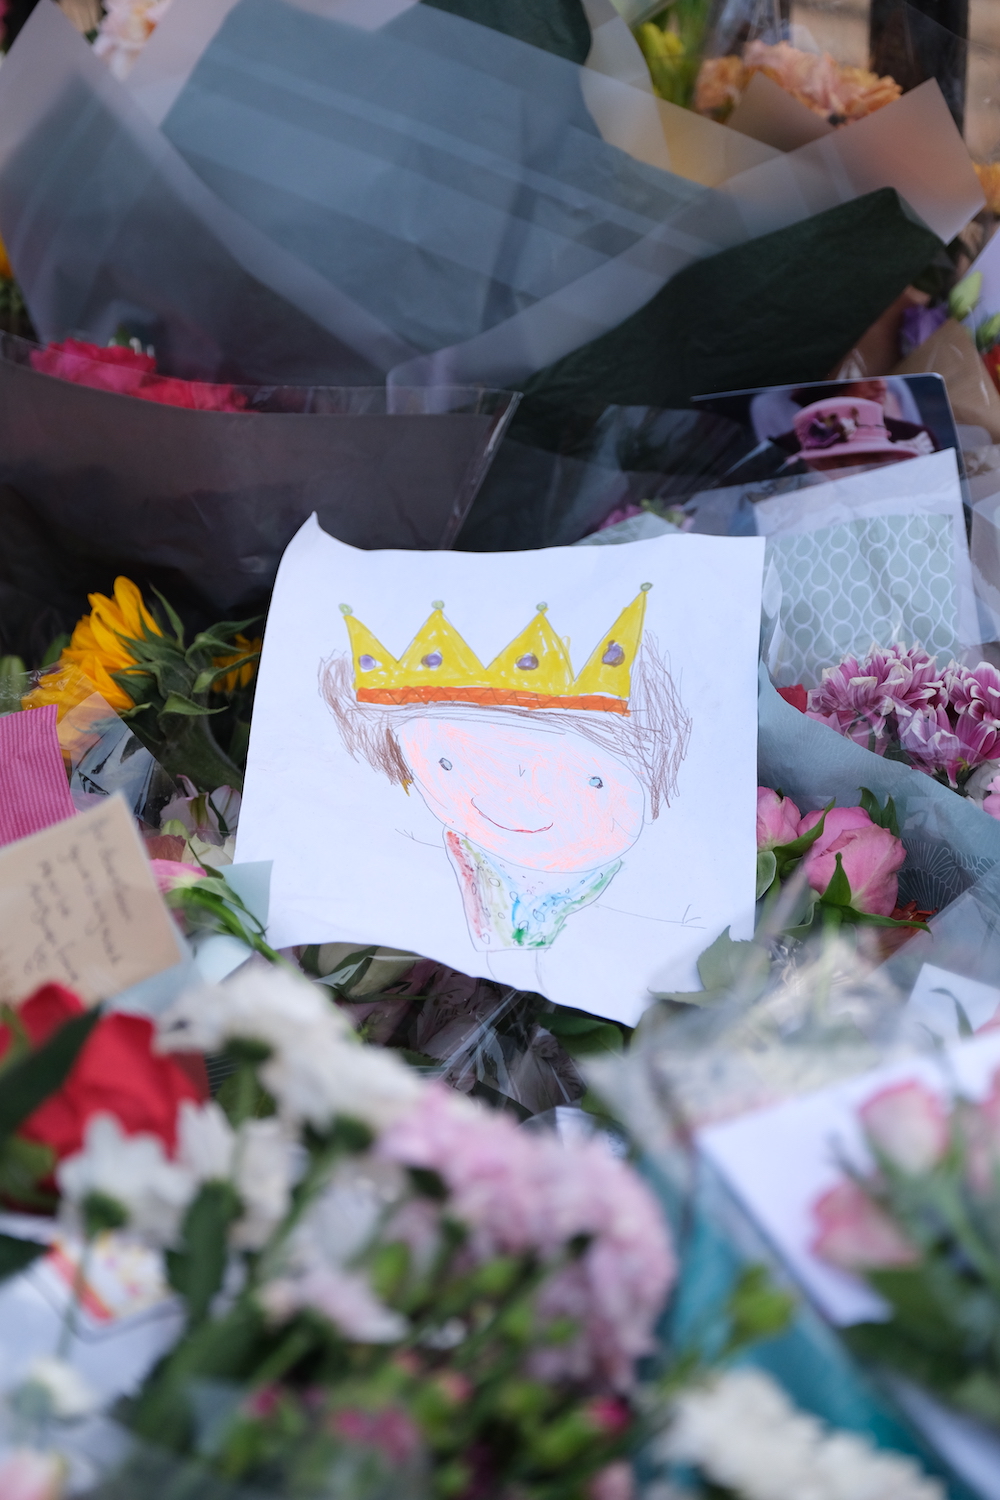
[793, 397, 920, 467]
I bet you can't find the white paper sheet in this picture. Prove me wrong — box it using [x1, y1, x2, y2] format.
[698, 1029, 1000, 1326]
[906, 961, 1000, 1041]
[236, 520, 764, 1024]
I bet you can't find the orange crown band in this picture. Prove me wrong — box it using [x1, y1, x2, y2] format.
[356, 685, 630, 714]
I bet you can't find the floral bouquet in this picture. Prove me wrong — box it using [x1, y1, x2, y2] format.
[812, 1070, 1000, 1432]
[795, 644, 1000, 819]
[0, 963, 681, 1500]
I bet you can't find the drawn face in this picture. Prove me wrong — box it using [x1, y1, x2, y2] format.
[396, 715, 645, 873]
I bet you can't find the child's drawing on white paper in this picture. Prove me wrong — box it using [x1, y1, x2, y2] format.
[321, 586, 690, 951]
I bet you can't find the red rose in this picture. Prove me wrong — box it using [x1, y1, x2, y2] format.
[0, 983, 206, 1165]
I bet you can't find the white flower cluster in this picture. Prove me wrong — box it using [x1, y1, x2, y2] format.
[56, 1103, 294, 1251]
[93, 0, 174, 80]
[662, 1369, 943, 1500]
[156, 965, 423, 1132]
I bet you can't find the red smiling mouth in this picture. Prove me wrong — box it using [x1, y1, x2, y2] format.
[471, 799, 553, 835]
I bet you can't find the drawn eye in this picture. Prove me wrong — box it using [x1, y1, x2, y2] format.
[439, 758, 453, 771]
[589, 776, 603, 788]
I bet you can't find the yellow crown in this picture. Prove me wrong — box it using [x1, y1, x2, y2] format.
[339, 586, 651, 715]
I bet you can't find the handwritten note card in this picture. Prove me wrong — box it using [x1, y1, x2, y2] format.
[0, 793, 184, 1006]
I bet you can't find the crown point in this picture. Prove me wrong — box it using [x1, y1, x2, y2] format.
[640, 582, 653, 593]
[431, 599, 444, 611]
[339, 603, 353, 615]
[536, 601, 548, 613]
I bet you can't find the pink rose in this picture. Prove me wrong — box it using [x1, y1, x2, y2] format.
[799, 807, 904, 916]
[811, 1179, 918, 1271]
[0, 1450, 66, 1500]
[859, 1081, 948, 1175]
[756, 787, 802, 850]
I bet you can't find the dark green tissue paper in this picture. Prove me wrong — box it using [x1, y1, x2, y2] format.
[517, 188, 943, 427]
[420, 0, 591, 64]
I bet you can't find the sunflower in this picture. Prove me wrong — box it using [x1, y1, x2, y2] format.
[27, 577, 161, 715]
[211, 633, 262, 694]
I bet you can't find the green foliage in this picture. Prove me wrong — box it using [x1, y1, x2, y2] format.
[0, 1232, 46, 1282]
[167, 1182, 243, 1327]
[110, 595, 260, 791]
[166, 872, 282, 964]
[634, 0, 713, 108]
[0, 1009, 100, 1138]
[858, 786, 900, 838]
[545, 1006, 629, 1056]
[949, 269, 983, 322]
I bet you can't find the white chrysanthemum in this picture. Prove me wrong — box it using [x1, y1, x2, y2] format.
[158, 965, 350, 1056]
[662, 1369, 943, 1500]
[157, 967, 423, 1131]
[177, 1100, 236, 1182]
[230, 1117, 297, 1251]
[176, 1099, 297, 1250]
[56, 1114, 197, 1248]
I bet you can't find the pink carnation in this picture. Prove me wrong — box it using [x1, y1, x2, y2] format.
[377, 1087, 675, 1390]
[798, 806, 904, 916]
[31, 339, 249, 413]
[811, 1179, 918, 1271]
[756, 787, 801, 850]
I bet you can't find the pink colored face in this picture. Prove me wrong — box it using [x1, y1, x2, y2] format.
[395, 715, 645, 872]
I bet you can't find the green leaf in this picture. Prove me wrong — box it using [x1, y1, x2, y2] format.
[756, 848, 777, 900]
[0, 1233, 47, 1283]
[190, 655, 259, 696]
[149, 586, 186, 645]
[0, 1135, 56, 1207]
[859, 786, 900, 838]
[949, 269, 983, 322]
[697, 927, 770, 993]
[166, 1181, 242, 1326]
[977, 311, 1000, 354]
[653, 927, 771, 1006]
[819, 851, 853, 909]
[773, 801, 833, 864]
[0, 1010, 101, 1140]
[160, 692, 225, 717]
[725, 1264, 796, 1348]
